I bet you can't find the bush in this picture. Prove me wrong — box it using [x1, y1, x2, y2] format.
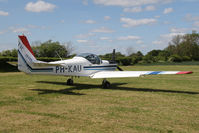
[142, 55, 153, 63]
[0, 57, 17, 62]
[119, 57, 132, 66]
[182, 56, 191, 61]
[131, 57, 138, 65]
[168, 55, 182, 62]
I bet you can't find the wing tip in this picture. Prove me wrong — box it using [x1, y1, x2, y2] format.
[176, 71, 193, 74]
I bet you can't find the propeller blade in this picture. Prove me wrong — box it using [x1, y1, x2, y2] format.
[110, 49, 116, 64]
[111, 49, 116, 63]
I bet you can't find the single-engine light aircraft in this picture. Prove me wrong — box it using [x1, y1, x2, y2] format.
[18, 35, 193, 88]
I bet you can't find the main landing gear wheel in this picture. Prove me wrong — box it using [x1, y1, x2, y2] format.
[102, 79, 111, 88]
[67, 78, 74, 85]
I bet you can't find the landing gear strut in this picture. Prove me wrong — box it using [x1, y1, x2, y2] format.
[102, 79, 110, 88]
[67, 78, 74, 85]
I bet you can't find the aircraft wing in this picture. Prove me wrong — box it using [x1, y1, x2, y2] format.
[90, 71, 193, 79]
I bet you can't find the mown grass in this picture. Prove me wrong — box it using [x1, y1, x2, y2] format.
[0, 65, 199, 133]
[135, 61, 199, 66]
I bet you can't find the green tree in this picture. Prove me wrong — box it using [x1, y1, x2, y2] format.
[32, 40, 70, 58]
[165, 32, 199, 61]
[168, 55, 182, 62]
[157, 50, 170, 61]
[40, 40, 67, 57]
[120, 57, 132, 66]
[165, 44, 176, 55]
[179, 33, 199, 60]
[100, 52, 125, 61]
[143, 50, 163, 63]
[1, 50, 12, 57]
[11, 49, 18, 57]
[129, 51, 143, 64]
[0, 49, 17, 57]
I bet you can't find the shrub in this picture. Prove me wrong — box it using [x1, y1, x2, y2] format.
[182, 56, 191, 61]
[131, 57, 138, 65]
[168, 55, 182, 62]
[119, 57, 132, 66]
[0, 57, 17, 62]
[142, 55, 153, 63]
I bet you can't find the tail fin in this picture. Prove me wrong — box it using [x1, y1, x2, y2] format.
[18, 35, 37, 73]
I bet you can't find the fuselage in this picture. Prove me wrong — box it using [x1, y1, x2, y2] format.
[18, 52, 117, 77]
[43, 57, 117, 77]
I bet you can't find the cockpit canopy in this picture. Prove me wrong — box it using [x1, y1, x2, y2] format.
[77, 53, 102, 64]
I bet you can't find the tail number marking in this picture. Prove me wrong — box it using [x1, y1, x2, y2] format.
[56, 65, 82, 73]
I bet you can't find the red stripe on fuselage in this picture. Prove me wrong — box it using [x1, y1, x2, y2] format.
[176, 71, 193, 74]
[18, 35, 35, 57]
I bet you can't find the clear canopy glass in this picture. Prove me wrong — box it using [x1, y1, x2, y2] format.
[77, 53, 102, 64]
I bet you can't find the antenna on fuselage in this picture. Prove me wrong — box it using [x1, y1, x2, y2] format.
[55, 51, 63, 61]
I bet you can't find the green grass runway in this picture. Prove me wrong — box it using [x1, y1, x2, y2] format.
[0, 65, 199, 133]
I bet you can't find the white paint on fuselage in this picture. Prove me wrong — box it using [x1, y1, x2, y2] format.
[27, 56, 116, 77]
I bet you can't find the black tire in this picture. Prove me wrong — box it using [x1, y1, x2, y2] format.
[67, 79, 73, 85]
[102, 81, 111, 88]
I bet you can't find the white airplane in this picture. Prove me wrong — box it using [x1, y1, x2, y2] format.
[18, 35, 193, 88]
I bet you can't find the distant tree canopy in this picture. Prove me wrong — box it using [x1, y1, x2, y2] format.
[0, 49, 17, 57]
[99, 52, 125, 60]
[0, 40, 74, 58]
[1, 31, 199, 65]
[165, 32, 199, 60]
[32, 40, 69, 58]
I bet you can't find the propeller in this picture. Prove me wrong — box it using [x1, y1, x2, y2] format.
[111, 49, 116, 63]
[109, 49, 123, 71]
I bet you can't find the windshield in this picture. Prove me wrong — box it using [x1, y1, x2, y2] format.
[77, 53, 102, 64]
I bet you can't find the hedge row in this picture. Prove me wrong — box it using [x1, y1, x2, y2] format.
[0, 57, 17, 62]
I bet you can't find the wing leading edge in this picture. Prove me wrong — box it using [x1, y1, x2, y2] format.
[90, 71, 193, 79]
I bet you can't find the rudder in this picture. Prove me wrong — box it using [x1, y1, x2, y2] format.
[18, 35, 37, 73]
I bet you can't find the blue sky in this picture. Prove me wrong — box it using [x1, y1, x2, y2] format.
[0, 0, 199, 55]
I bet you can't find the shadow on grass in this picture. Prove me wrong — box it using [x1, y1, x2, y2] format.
[0, 62, 18, 72]
[31, 88, 85, 95]
[31, 81, 199, 95]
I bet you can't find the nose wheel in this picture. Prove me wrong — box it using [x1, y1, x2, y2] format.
[102, 79, 110, 88]
[67, 78, 74, 85]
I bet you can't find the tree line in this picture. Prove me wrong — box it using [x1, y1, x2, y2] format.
[0, 40, 74, 58]
[1, 32, 199, 65]
[100, 32, 199, 65]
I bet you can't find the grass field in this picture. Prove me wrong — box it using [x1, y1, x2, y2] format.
[0, 65, 199, 133]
